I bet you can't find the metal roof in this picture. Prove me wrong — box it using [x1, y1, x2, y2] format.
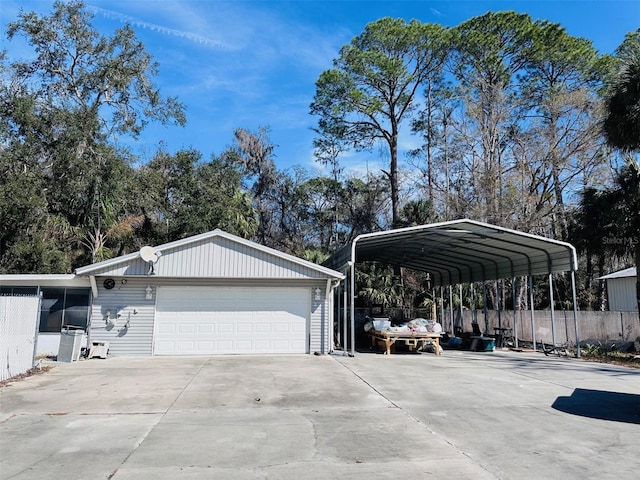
[599, 267, 637, 280]
[324, 219, 578, 286]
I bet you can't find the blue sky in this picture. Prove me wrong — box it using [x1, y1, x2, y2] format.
[3, 1, 639, 175]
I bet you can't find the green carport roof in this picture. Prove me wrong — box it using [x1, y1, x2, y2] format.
[323, 219, 578, 287]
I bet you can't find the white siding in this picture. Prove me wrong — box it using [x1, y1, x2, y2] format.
[88, 237, 330, 279]
[309, 281, 330, 354]
[89, 279, 156, 356]
[0, 296, 40, 381]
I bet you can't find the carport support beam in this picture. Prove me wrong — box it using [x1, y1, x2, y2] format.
[459, 284, 463, 334]
[350, 258, 356, 356]
[471, 283, 476, 325]
[449, 285, 454, 335]
[571, 271, 581, 358]
[496, 281, 502, 331]
[343, 271, 348, 355]
[512, 277, 518, 348]
[549, 273, 557, 348]
[529, 275, 537, 351]
[482, 282, 489, 335]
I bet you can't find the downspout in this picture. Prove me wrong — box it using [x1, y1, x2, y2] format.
[89, 275, 98, 299]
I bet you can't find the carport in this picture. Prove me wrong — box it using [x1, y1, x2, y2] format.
[323, 219, 580, 356]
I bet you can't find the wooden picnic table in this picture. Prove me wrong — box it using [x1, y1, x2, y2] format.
[368, 330, 442, 355]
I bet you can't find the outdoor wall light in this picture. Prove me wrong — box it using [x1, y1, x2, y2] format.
[314, 287, 321, 301]
[145, 285, 153, 300]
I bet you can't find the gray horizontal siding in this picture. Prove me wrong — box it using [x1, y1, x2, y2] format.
[90, 237, 331, 279]
[607, 277, 638, 311]
[309, 281, 331, 354]
[89, 279, 156, 356]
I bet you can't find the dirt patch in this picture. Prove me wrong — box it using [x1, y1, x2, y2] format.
[0, 365, 54, 388]
[581, 352, 640, 369]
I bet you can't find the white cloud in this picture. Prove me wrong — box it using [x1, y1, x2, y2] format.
[88, 5, 235, 49]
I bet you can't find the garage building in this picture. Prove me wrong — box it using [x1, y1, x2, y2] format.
[71, 230, 342, 356]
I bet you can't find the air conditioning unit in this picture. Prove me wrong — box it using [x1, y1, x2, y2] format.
[58, 328, 84, 362]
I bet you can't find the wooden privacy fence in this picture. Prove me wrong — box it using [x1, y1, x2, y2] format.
[0, 295, 40, 381]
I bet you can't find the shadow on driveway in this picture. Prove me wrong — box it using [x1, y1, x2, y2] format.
[552, 388, 640, 424]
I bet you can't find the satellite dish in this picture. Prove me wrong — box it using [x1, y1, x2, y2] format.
[140, 246, 158, 263]
[139, 246, 161, 275]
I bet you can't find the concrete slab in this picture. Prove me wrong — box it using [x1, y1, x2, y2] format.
[1, 351, 638, 479]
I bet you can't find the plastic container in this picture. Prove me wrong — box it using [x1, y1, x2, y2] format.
[372, 318, 391, 331]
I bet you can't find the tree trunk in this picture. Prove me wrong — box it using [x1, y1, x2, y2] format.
[390, 125, 400, 227]
[636, 239, 640, 314]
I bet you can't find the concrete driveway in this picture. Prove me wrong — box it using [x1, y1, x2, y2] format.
[1, 351, 638, 479]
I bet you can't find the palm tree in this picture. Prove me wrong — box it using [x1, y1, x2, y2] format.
[602, 31, 640, 313]
[603, 30, 640, 151]
[609, 158, 640, 313]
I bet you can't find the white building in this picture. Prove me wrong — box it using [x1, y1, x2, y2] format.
[1, 230, 343, 357]
[600, 267, 638, 312]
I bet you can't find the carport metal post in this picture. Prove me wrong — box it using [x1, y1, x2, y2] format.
[496, 281, 502, 331]
[459, 284, 463, 334]
[350, 252, 356, 356]
[529, 275, 537, 351]
[449, 285, 454, 335]
[341, 267, 349, 355]
[470, 283, 476, 325]
[432, 288, 437, 321]
[512, 277, 518, 348]
[482, 282, 489, 335]
[571, 271, 581, 358]
[549, 273, 557, 348]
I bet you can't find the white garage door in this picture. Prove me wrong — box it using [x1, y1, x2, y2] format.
[154, 286, 309, 355]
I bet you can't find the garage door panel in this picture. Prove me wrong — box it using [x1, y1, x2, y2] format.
[179, 323, 195, 334]
[255, 323, 270, 333]
[198, 340, 214, 350]
[158, 324, 176, 335]
[154, 287, 308, 355]
[237, 323, 252, 333]
[218, 323, 234, 333]
[198, 324, 214, 333]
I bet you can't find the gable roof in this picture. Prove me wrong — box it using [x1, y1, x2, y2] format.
[75, 229, 343, 280]
[324, 219, 578, 286]
[599, 267, 637, 280]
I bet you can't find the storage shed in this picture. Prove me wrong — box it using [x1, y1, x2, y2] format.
[600, 267, 638, 312]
